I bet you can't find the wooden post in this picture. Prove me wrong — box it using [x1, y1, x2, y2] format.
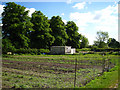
[74, 58, 77, 88]
[107, 59, 110, 72]
[102, 58, 105, 74]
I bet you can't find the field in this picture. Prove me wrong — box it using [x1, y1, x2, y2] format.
[2, 54, 119, 88]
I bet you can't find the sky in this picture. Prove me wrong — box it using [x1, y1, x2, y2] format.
[0, 1, 119, 45]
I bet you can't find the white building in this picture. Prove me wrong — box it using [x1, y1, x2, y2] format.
[50, 46, 76, 55]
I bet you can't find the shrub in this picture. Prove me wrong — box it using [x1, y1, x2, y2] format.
[91, 46, 98, 51]
[81, 48, 91, 51]
[14, 48, 50, 55]
[2, 38, 16, 54]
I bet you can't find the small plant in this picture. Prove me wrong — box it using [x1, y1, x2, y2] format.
[29, 77, 33, 80]
[12, 84, 19, 88]
[2, 73, 8, 76]
[16, 75, 24, 78]
[15, 80, 20, 83]
[19, 85, 29, 88]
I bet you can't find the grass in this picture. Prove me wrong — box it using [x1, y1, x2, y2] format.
[80, 66, 118, 88]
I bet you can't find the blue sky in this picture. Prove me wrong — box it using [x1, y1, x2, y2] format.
[0, 1, 119, 45]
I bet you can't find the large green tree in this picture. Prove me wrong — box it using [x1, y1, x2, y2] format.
[50, 16, 68, 46]
[66, 21, 81, 48]
[94, 31, 109, 48]
[107, 38, 120, 48]
[30, 11, 55, 49]
[2, 2, 33, 48]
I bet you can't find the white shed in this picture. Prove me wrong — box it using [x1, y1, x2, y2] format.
[50, 46, 76, 55]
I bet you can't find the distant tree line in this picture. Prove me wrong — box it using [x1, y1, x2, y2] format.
[93, 31, 120, 48]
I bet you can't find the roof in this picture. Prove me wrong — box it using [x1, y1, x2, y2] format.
[51, 46, 71, 48]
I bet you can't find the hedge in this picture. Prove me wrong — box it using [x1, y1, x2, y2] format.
[94, 48, 120, 52]
[11, 48, 50, 55]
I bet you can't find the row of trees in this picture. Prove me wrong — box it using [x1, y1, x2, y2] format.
[93, 31, 120, 48]
[2, 2, 89, 50]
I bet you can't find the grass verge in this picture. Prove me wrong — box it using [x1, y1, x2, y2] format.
[80, 66, 118, 88]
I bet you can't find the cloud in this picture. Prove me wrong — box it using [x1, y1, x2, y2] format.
[61, 13, 64, 16]
[25, 8, 36, 17]
[0, 5, 5, 17]
[79, 32, 96, 45]
[66, 0, 72, 4]
[70, 12, 94, 27]
[73, 2, 86, 10]
[63, 19, 67, 24]
[88, 2, 92, 5]
[70, 4, 118, 44]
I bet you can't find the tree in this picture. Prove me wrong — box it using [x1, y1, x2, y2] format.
[50, 16, 68, 46]
[30, 11, 55, 49]
[2, 2, 34, 48]
[107, 38, 120, 48]
[80, 35, 89, 48]
[66, 21, 81, 48]
[94, 31, 109, 48]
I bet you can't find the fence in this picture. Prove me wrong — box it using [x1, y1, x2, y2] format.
[73, 58, 114, 87]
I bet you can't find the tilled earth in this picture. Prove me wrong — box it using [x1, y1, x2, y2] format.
[2, 58, 115, 88]
[2, 59, 104, 73]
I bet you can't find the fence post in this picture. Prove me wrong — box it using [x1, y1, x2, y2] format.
[74, 58, 77, 88]
[107, 59, 110, 72]
[102, 58, 105, 74]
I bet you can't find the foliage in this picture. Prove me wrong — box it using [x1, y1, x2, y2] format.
[76, 48, 91, 52]
[2, 2, 90, 50]
[2, 54, 119, 88]
[2, 38, 16, 54]
[94, 31, 109, 48]
[80, 35, 89, 48]
[66, 21, 81, 48]
[82, 66, 118, 88]
[14, 48, 50, 55]
[91, 48, 120, 52]
[107, 38, 120, 48]
[30, 11, 55, 49]
[2, 2, 34, 48]
[91, 46, 98, 51]
[96, 31, 109, 42]
[50, 16, 68, 46]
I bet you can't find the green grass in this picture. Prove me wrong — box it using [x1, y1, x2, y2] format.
[80, 66, 118, 88]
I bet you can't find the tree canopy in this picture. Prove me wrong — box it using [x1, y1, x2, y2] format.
[107, 38, 120, 48]
[50, 16, 68, 46]
[94, 31, 109, 48]
[66, 21, 81, 48]
[30, 11, 55, 49]
[2, 2, 34, 48]
[2, 2, 90, 51]
[80, 35, 89, 48]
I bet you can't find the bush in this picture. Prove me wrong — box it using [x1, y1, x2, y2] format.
[91, 46, 98, 51]
[88, 51, 94, 54]
[14, 48, 50, 55]
[91, 47, 120, 52]
[2, 38, 16, 54]
[76, 48, 91, 53]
